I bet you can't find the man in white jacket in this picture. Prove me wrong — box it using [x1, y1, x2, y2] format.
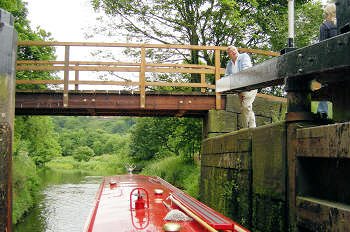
[225, 46, 257, 128]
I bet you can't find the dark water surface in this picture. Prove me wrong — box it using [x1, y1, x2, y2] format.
[14, 170, 103, 232]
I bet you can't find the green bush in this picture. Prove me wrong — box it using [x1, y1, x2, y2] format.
[72, 146, 95, 162]
[12, 152, 40, 224]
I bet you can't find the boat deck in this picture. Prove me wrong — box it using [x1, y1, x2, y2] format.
[84, 174, 248, 232]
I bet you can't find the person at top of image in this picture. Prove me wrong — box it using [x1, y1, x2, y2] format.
[319, 3, 337, 41]
[224, 46, 257, 128]
[317, 3, 337, 118]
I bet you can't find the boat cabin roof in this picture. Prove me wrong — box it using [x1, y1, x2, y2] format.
[84, 174, 248, 232]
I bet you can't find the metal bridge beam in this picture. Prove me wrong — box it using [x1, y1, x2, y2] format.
[15, 91, 223, 117]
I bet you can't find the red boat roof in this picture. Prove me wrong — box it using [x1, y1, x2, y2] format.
[84, 174, 249, 232]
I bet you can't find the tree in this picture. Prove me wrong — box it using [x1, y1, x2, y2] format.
[129, 118, 173, 161]
[129, 117, 202, 162]
[91, 0, 322, 66]
[72, 146, 95, 162]
[15, 116, 62, 166]
[0, 0, 58, 89]
[3, 0, 62, 166]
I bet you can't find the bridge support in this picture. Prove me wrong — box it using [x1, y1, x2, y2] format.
[0, 8, 17, 232]
[203, 94, 286, 138]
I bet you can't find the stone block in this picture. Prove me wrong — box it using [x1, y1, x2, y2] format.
[252, 194, 287, 231]
[205, 110, 238, 133]
[225, 94, 241, 113]
[200, 166, 230, 212]
[200, 166, 252, 228]
[201, 152, 251, 170]
[227, 169, 252, 228]
[226, 94, 287, 121]
[202, 129, 253, 155]
[253, 96, 284, 118]
[252, 122, 287, 200]
[255, 115, 272, 127]
[206, 132, 229, 138]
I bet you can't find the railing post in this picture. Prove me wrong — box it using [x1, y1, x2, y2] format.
[63, 45, 70, 107]
[201, 73, 206, 93]
[0, 8, 17, 232]
[75, 64, 79, 91]
[139, 47, 146, 108]
[214, 49, 222, 109]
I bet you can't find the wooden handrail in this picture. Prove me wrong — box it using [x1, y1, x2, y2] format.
[18, 41, 280, 56]
[16, 41, 279, 108]
[16, 60, 217, 69]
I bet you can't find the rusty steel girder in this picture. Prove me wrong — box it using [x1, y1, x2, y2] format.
[15, 91, 224, 117]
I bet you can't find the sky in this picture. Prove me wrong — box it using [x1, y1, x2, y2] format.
[25, 0, 97, 42]
[25, 0, 329, 42]
[24, 0, 122, 90]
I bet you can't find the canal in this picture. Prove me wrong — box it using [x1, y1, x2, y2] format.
[14, 169, 103, 232]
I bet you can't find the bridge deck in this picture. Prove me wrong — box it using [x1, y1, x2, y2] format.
[15, 90, 224, 117]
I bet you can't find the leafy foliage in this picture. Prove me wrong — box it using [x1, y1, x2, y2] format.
[54, 116, 133, 157]
[91, 0, 322, 56]
[72, 146, 95, 162]
[14, 116, 62, 166]
[3, 0, 62, 165]
[1, 0, 58, 90]
[129, 117, 202, 162]
[12, 150, 40, 224]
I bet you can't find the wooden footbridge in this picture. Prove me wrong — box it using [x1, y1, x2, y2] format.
[15, 41, 278, 117]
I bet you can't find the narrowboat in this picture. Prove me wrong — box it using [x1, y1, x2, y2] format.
[84, 172, 249, 232]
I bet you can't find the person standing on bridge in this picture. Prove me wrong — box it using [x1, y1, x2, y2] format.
[225, 46, 257, 128]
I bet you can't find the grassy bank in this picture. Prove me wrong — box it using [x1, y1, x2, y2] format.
[47, 154, 200, 198]
[46, 154, 130, 176]
[141, 156, 200, 198]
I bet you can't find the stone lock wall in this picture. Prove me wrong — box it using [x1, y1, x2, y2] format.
[201, 94, 288, 231]
[201, 122, 288, 231]
[201, 93, 350, 231]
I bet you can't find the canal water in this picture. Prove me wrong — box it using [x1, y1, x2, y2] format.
[14, 169, 103, 232]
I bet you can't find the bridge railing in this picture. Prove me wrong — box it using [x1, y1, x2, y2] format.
[16, 41, 279, 109]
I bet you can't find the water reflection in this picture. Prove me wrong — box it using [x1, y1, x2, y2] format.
[14, 171, 102, 232]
